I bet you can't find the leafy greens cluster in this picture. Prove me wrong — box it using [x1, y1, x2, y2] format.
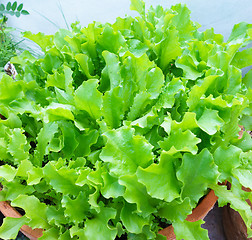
[0, 0, 252, 239]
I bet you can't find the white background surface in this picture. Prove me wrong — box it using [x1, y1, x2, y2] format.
[3, 0, 252, 41]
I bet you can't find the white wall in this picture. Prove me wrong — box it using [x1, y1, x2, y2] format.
[3, 0, 252, 41]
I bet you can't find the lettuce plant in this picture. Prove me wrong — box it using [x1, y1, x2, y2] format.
[0, 0, 251, 239]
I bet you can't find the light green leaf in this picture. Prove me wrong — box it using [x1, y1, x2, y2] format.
[130, 0, 145, 15]
[197, 108, 224, 135]
[0, 165, 17, 182]
[227, 22, 252, 48]
[75, 129, 99, 157]
[7, 128, 29, 164]
[100, 127, 153, 176]
[34, 122, 59, 167]
[102, 87, 124, 129]
[136, 151, 180, 202]
[0, 75, 23, 102]
[0, 217, 27, 240]
[119, 174, 157, 216]
[102, 51, 122, 89]
[176, 54, 203, 80]
[231, 47, 252, 69]
[101, 172, 126, 198]
[159, 129, 201, 155]
[16, 159, 43, 185]
[233, 168, 252, 190]
[58, 121, 79, 158]
[98, 25, 126, 53]
[74, 79, 102, 120]
[158, 198, 192, 222]
[156, 28, 182, 71]
[127, 92, 151, 121]
[43, 162, 82, 195]
[45, 103, 74, 122]
[120, 202, 150, 234]
[75, 53, 95, 79]
[83, 207, 117, 240]
[171, 112, 198, 132]
[177, 149, 218, 205]
[11, 195, 49, 228]
[157, 78, 185, 109]
[213, 144, 242, 181]
[39, 227, 60, 240]
[187, 70, 223, 111]
[23, 31, 53, 52]
[173, 220, 209, 240]
[62, 191, 90, 224]
[243, 69, 252, 89]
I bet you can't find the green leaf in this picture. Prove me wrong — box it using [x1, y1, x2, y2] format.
[102, 87, 124, 129]
[0, 4, 5, 11]
[177, 149, 218, 205]
[130, 0, 145, 16]
[75, 53, 95, 79]
[102, 51, 122, 89]
[157, 78, 185, 109]
[17, 3, 23, 11]
[41, 53, 62, 74]
[127, 92, 151, 121]
[233, 168, 252, 190]
[39, 227, 60, 240]
[0, 74, 23, 102]
[243, 69, 252, 89]
[23, 32, 52, 52]
[16, 159, 43, 185]
[187, 70, 223, 111]
[83, 207, 117, 240]
[0, 165, 17, 182]
[11, 195, 49, 228]
[45, 103, 74, 122]
[231, 47, 252, 69]
[158, 198, 192, 222]
[119, 174, 157, 216]
[62, 191, 90, 224]
[6, 2, 11, 11]
[173, 220, 209, 240]
[170, 4, 198, 41]
[136, 151, 180, 202]
[58, 121, 79, 158]
[43, 162, 83, 195]
[75, 129, 99, 157]
[156, 28, 182, 71]
[21, 9, 29, 15]
[98, 25, 126, 53]
[228, 22, 252, 48]
[159, 129, 201, 155]
[213, 144, 242, 181]
[120, 202, 150, 234]
[74, 79, 102, 120]
[34, 122, 59, 167]
[100, 127, 154, 176]
[176, 54, 204, 80]
[101, 171, 126, 198]
[7, 128, 29, 164]
[211, 184, 252, 233]
[11, 1, 17, 11]
[0, 217, 27, 240]
[197, 108, 224, 135]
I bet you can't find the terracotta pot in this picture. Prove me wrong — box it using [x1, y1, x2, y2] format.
[158, 189, 218, 239]
[222, 186, 252, 240]
[0, 201, 43, 240]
